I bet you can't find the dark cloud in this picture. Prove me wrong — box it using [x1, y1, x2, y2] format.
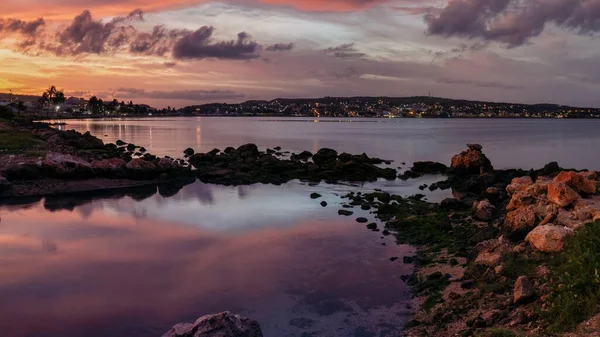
[114, 88, 246, 101]
[0, 18, 45, 36]
[172, 28, 260, 60]
[265, 43, 294, 52]
[129, 25, 187, 56]
[325, 43, 366, 58]
[425, 0, 600, 47]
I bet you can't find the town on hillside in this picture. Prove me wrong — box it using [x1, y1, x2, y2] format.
[2, 88, 600, 118]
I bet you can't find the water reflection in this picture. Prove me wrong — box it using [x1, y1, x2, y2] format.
[0, 181, 414, 337]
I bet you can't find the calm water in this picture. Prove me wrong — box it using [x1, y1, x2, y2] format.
[55, 117, 600, 170]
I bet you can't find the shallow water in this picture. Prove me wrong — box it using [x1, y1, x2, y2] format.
[0, 179, 432, 337]
[54, 117, 600, 170]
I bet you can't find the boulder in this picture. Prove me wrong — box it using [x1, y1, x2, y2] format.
[537, 161, 561, 176]
[513, 276, 534, 304]
[312, 148, 338, 166]
[506, 176, 534, 196]
[547, 182, 580, 207]
[157, 157, 181, 170]
[450, 144, 493, 176]
[184, 148, 195, 156]
[42, 153, 93, 177]
[235, 144, 259, 158]
[504, 205, 536, 236]
[410, 161, 448, 174]
[472, 199, 495, 221]
[525, 224, 574, 253]
[475, 238, 510, 267]
[506, 190, 536, 211]
[162, 311, 263, 337]
[291, 151, 313, 162]
[553, 171, 596, 194]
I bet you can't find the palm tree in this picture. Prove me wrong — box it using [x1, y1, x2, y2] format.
[42, 86, 65, 116]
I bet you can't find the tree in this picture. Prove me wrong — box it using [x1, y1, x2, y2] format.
[42, 86, 65, 116]
[88, 96, 100, 115]
[17, 101, 26, 116]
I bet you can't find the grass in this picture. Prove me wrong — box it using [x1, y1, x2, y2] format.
[0, 129, 41, 152]
[543, 219, 600, 333]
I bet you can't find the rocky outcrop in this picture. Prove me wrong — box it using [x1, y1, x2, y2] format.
[450, 144, 493, 175]
[513, 276, 534, 304]
[525, 224, 573, 252]
[553, 171, 596, 195]
[157, 157, 181, 170]
[312, 148, 338, 166]
[504, 205, 537, 236]
[506, 176, 534, 196]
[162, 312, 263, 337]
[91, 158, 127, 176]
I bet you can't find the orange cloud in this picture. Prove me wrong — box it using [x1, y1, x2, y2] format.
[6, 0, 389, 21]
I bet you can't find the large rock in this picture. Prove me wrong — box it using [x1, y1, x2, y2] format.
[450, 144, 493, 176]
[162, 311, 263, 337]
[235, 144, 259, 158]
[126, 158, 156, 171]
[312, 148, 338, 166]
[513, 276, 534, 304]
[42, 152, 93, 177]
[157, 157, 181, 170]
[547, 182, 580, 207]
[525, 224, 573, 253]
[506, 190, 536, 211]
[504, 205, 536, 236]
[410, 161, 448, 174]
[92, 158, 126, 171]
[506, 176, 533, 196]
[473, 199, 495, 221]
[553, 171, 596, 194]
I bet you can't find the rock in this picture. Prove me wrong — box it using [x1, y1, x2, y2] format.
[310, 192, 322, 199]
[547, 182, 580, 207]
[42, 152, 93, 177]
[356, 217, 369, 223]
[450, 144, 493, 176]
[553, 171, 596, 194]
[139, 147, 147, 153]
[506, 190, 536, 211]
[291, 151, 313, 162]
[504, 205, 536, 236]
[475, 251, 504, 267]
[126, 158, 156, 171]
[184, 148, 195, 156]
[472, 199, 495, 221]
[506, 176, 534, 196]
[320, 201, 327, 207]
[157, 157, 181, 170]
[440, 198, 467, 210]
[126, 143, 137, 152]
[0, 174, 11, 192]
[525, 224, 574, 253]
[366, 222, 377, 229]
[312, 148, 338, 166]
[235, 144, 259, 158]
[116, 140, 127, 146]
[410, 161, 448, 174]
[537, 161, 561, 176]
[513, 276, 534, 304]
[162, 311, 263, 337]
[390, 256, 399, 262]
[494, 265, 504, 274]
[338, 210, 353, 216]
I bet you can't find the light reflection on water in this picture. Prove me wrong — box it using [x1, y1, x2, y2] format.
[0, 180, 431, 337]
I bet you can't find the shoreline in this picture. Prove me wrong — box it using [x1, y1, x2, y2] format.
[2, 119, 600, 336]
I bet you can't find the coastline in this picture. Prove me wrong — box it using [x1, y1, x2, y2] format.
[2, 118, 600, 336]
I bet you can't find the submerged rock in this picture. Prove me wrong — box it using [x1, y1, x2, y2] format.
[162, 311, 263, 337]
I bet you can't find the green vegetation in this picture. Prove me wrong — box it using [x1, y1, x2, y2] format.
[544, 220, 600, 332]
[0, 129, 41, 151]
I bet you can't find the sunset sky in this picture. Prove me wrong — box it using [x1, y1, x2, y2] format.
[2, 0, 600, 108]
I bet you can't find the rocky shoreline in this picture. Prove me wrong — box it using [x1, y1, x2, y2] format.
[3, 119, 600, 336]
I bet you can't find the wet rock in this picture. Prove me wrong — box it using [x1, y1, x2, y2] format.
[547, 181, 580, 207]
[450, 144, 493, 176]
[91, 158, 127, 176]
[338, 210, 353, 216]
[554, 171, 596, 195]
[312, 148, 338, 166]
[513, 276, 534, 304]
[410, 161, 448, 174]
[366, 222, 377, 229]
[472, 199, 495, 221]
[184, 148, 195, 156]
[390, 256, 399, 262]
[139, 147, 146, 153]
[320, 201, 327, 207]
[356, 217, 368, 223]
[291, 151, 312, 162]
[157, 157, 181, 170]
[310, 192, 322, 199]
[504, 205, 536, 237]
[506, 176, 534, 196]
[235, 144, 259, 158]
[116, 140, 126, 146]
[525, 224, 574, 253]
[162, 311, 263, 337]
[126, 158, 156, 171]
[126, 143, 137, 152]
[42, 153, 93, 178]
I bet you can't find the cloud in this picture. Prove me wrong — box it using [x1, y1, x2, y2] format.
[114, 88, 246, 101]
[265, 43, 294, 52]
[437, 77, 523, 90]
[424, 0, 600, 47]
[324, 43, 366, 58]
[172, 29, 260, 60]
[0, 18, 45, 36]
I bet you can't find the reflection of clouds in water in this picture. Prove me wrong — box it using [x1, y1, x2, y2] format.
[41, 237, 58, 254]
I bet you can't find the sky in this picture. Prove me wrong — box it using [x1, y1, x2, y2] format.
[1, 0, 600, 108]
